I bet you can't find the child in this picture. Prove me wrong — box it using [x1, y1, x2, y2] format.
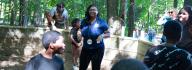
[144, 20, 192, 70]
[70, 18, 82, 70]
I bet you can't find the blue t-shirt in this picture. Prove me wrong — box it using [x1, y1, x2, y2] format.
[80, 18, 108, 49]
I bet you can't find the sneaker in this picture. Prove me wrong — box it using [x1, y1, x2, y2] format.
[72, 65, 78, 70]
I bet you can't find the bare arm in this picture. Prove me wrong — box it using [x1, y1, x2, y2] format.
[69, 34, 79, 47]
[96, 30, 110, 43]
[45, 11, 53, 26]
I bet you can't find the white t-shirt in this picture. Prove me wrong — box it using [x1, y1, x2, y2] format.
[49, 7, 68, 20]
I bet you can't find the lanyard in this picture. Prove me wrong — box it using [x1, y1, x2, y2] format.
[87, 19, 97, 45]
[87, 19, 97, 39]
[88, 25, 91, 39]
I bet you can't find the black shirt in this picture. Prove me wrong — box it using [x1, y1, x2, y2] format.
[25, 54, 64, 70]
[177, 26, 192, 53]
[70, 28, 81, 43]
[144, 45, 192, 70]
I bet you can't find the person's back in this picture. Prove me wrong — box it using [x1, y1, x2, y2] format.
[111, 59, 149, 70]
[144, 20, 192, 70]
[144, 44, 192, 70]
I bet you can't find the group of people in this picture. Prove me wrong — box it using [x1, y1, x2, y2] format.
[112, 5, 192, 70]
[24, 1, 192, 70]
[25, 3, 110, 70]
[143, 6, 192, 70]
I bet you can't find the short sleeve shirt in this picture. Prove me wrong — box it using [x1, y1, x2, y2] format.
[80, 18, 108, 49]
[25, 54, 64, 70]
[70, 28, 81, 43]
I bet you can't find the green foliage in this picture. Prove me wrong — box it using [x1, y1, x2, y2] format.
[0, 0, 107, 26]
[133, 0, 184, 33]
[64, 0, 107, 24]
[122, 0, 184, 36]
[0, 0, 185, 34]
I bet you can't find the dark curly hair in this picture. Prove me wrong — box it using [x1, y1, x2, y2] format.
[163, 20, 182, 42]
[56, 2, 65, 8]
[85, 4, 100, 20]
[71, 18, 80, 27]
[178, 6, 192, 26]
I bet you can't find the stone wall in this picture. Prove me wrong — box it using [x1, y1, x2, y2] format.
[100, 36, 153, 70]
[0, 26, 153, 70]
[0, 26, 72, 70]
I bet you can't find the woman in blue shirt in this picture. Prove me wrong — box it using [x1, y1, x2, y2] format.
[79, 4, 110, 70]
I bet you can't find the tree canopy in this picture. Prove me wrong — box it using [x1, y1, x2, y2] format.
[0, 0, 188, 36]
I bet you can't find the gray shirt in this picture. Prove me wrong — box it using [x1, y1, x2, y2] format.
[50, 7, 68, 20]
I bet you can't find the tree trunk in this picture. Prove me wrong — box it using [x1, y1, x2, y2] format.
[0, 0, 1, 11]
[10, 0, 17, 25]
[128, 0, 135, 37]
[107, 0, 121, 35]
[107, 0, 118, 21]
[3, 2, 6, 24]
[184, 0, 192, 6]
[120, 0, 127, 26]
[19, 0, 28, 26]
[173, 0, 178, 8]
[33, 0, 42, 27]
[120, 0, 127, 37]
